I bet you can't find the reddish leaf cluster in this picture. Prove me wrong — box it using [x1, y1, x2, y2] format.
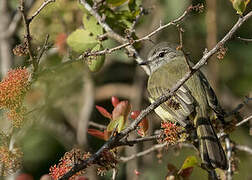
[159, 122, 181, 145]
[0, 68, 30, 109]
[0, 68, 30, 127]
[0, 146, 23, 176]
[88, 96, 131, 140]
[49, 149, 91, 180]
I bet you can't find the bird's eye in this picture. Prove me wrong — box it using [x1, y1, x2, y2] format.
[158, 51, 165, 57]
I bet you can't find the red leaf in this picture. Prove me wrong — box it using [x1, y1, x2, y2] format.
[111, 96, 119, 107]
[96, 105, 112, 119]
[178, 167, 194, 178]
[130, 110, 140, 119]
[131, 111, 149, 137]
[87, 129, 110, 141]
[112, 101, 131, 120]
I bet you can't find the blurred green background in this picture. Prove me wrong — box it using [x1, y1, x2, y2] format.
[0, 0, 252, 179]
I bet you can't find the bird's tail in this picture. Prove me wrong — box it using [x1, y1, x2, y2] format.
[196, 117, 228, 170]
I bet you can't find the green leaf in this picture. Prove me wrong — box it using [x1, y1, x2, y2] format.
[106, 0, 128, 7]
[128, 0, 137, 12]
[67, 29, 98, 53]
[178, 156, 198, 177]
[230, 0, 251, 15]
[107, 116, 123, 132]
[82, 14, 103, 36]
[86, 44, 105, 72]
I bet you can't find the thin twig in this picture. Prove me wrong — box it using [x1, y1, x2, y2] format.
[20, 0, 36, 68]
[59, 9, 252, 180]
[88, 121, 106, 130]
[236, 114, 252, 127]
[120, 143, 167, 162]
[226, 96, 252, 117]
[28, 0, 55, 23]
[118, 135, 160, 146]
[225, 135, 232, 180]
[235, 144, 252, 155]
[37, 34, 50, 64]
[19, 0, 56, 72]
[120, 142, 194, 162]
[112, 168, 118, 180]
[237, 37, 252, 42]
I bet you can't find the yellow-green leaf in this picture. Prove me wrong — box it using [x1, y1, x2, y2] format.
[82, 14, 103, 36]
[86, 44, 105, 72]
[107, 116, 124, 132]
[67, 29, 98, 53]
[178, 156, 198, 175]
[230, 0, 251, 15]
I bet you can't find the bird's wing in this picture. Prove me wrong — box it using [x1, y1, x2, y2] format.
[198, 72, 225, 119]
[148, 82, 195, 127]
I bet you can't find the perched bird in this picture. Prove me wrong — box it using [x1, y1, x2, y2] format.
[140, 42, 228, 170]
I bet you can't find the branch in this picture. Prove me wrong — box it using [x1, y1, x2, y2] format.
[120, 143, 167, 162]
[19, 0, 56, 72]
[28, 0, 55, 23]
[79, 1, 194, 75]
[235, 144, 252, 155]
[120, 142, 194, 163]
[225, 135, 232, 180]
[88, 121, 106, 130]
[236, 114, 252, 127]
[237, 36, 252, 42]
[59, 9, 252, 180]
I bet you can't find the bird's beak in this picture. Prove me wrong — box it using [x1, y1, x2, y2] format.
[138, 61, 149, 66]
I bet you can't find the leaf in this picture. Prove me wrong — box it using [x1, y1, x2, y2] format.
[178, 156, 198, 178]
[82, 14, 103, 36]
[230, 0, 251, 15]
[112, 101, 131, 120]
[106, 0, 128, 7]
[111, 96, 119, 107]
[96, 105, 112, 119]
[87, 129, 110, 141]
[66, 29, 98, 53]
[130, 111, 149, 137]
[128, 0, 137, 12]
[107, 115, 124, 132]
[86, 44, 105, 72]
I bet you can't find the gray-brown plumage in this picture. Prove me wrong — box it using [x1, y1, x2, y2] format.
[141, 42, 227, 170]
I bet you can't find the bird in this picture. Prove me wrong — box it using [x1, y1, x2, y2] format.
[140, 42, 228, 170]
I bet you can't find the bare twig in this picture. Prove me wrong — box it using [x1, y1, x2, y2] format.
[226, 96, 252, 117]
[28, 0, 55, 23]
[118, 135, 161, 146]
[89, 121, 106, 130]
[120, 143, 167, 162]
[235, 144, 252, 155]
[225, 135, 232, 180]
[237, 37, 252, 42]
[59, 8, 252, 180]
[120, 142, 194, 163]
[236, 114, 252, 127]
[19, 0, 56, 72]
[37, 34, 50, 63]
[112, 168, 118, 180]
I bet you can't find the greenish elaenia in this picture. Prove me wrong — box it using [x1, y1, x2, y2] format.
[140, 42, 228, 170]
